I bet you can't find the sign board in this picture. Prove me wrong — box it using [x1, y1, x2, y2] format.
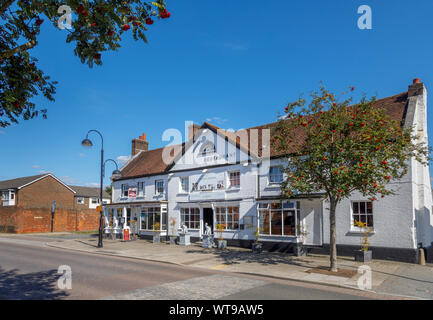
[123, 228, 130, 241]
[191, 172, 225, 192]
[96, 205, 102, 212]
[128, 187, 137, 198]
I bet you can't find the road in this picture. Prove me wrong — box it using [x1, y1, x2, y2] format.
[0, 235, 396, 300]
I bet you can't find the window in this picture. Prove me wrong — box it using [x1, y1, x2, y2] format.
[10, 192, 14, 200]
[121, 184, 128, 197]
[180, 177, 189, 193]
[91, 198, 98, 204]
[229, 171, 240, 188]
[137, 182, 144, 197]
[1, 191, 9, 201]
[155, 180, 164, 195]
[77, 197, 84, 204]
[352, 201, 373, 229]
[181, 208, 200, 229]
[216, 206, 239, 230]
[258, 201, 300, 236]
[269, 166, 283, 184]
[140, 207, 163, 230]
[201, 143, 215, 156]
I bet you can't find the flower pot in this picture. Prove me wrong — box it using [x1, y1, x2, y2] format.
[252, 243, 263, 254]
[216, 239, 227, 249]
[153, 232, 161, 243]
[169, 236, 177, 245]
[354, 250, 372, 262]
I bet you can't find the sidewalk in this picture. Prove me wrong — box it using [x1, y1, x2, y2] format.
[45, 237, 433, 299]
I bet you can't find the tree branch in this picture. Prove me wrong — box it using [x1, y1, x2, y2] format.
[0, 39, 37, 61]
[0, 0, 14, 15]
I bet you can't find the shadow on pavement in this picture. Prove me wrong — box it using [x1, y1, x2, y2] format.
[0, 267, 69, 300]
[184, 247, 318, 268]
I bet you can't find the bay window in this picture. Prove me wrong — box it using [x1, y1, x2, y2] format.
[258, 201, 301, 236]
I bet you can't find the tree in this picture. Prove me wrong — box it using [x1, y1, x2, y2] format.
[105, 185, 112, 196]
[0, 0, 170, 127]
[272, 86, 430, 272]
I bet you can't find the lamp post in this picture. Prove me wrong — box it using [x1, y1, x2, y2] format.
[81, 129, 104, 248]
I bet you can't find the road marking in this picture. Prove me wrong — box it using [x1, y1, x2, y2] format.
[211, 264, 229, 270]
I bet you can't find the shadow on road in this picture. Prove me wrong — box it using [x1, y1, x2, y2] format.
[0, 267, 69, 300]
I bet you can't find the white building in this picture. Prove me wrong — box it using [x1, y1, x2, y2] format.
[106, 79, 433, 263]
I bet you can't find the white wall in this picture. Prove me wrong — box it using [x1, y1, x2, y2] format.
[112, 173, 168, 204]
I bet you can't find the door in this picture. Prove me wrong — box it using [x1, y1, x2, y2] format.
[203, 208, 214, 233]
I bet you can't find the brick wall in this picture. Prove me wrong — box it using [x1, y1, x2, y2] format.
[17, 175, 74, 209]
[0, 207, 100, 233]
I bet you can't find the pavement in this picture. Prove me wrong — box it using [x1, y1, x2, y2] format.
[16, 232, 429, 300]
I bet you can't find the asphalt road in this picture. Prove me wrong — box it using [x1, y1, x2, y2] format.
[0, 236, 387, 300]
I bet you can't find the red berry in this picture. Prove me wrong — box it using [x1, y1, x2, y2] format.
[93, 53, 101, 60]
[81, 10, 88, 16]
[90, 22, 97, 27]
[107, 30, 114, 36]
[382, 160, 387, 165]
[122, 24, 130, 31]
[77, 4, 85, 13]
[35, 19, 44, 26]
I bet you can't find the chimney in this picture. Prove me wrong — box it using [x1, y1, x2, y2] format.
[131, 133, 149, 156]
[188, 124, 200, 142]
[408, 78, 424, 97]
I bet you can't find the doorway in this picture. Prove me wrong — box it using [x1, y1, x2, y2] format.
[203, 208, 214, 233]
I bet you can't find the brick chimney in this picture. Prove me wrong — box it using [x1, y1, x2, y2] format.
[131, 133, 149, 156]
[188, 124, 200, 142]
[408, 78, 424, 97]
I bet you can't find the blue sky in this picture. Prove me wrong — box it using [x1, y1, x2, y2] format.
[1, 0, 433, 187]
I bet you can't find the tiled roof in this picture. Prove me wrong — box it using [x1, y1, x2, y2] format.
[116, 90, 410, 180]
[69, 185, 110, 199]
[0, 174, 48, 190]
[118, 144, 184, 180]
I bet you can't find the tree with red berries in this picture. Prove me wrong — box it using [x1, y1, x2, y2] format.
[273, 86, 430, 272]
[0, 0, 171, 127]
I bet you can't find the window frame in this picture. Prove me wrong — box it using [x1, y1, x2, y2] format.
[215, 205, 240, 231]
[77, 197, 85, 204]
[140, 206, 164, 231]
[351, 201, 374, 231]
[137, 181, 145, 197]
[155, 180, 164, 195]
[228, 170, 240, 189]
[180, 177, 189, 193]
[180, 207, 200, 229]
[269, 166, 283, 184]
[258, 201, 301, 237]
[121, 184, 128, 197]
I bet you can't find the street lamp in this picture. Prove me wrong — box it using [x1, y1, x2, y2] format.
[103, 158, 122, 181]
[81, 129, 104, 248]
